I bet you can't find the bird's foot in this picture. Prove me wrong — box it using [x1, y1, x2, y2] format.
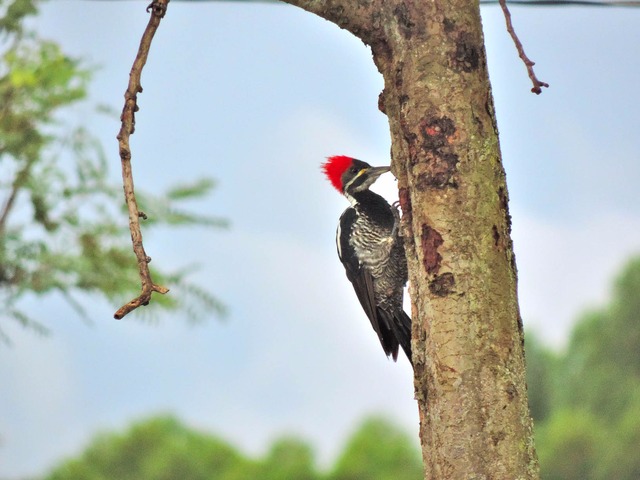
[391, 200, 402, 238]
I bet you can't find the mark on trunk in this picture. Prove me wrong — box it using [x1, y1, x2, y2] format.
[485, 93, 499, 134]
[393, 4, 416, 39]
[443, 17, 456, 33]
[498, 186, 508, 210]
[505, 382, 517, 401]
[517, 313, 524, 348]
[394, 63, 404, 89]
[416, 116, 459, 189]
[416, 153, 459, 189]
[377, 89, 386, 114]
[429, 272, 455, 296]
[492, 431, 506, 446]
[492, 224, 500, 247]
[370, 39, 392, 67]
[420, 116, 456, 149]
[327, 5, 345, 24]
[498, 186, 512, 235]
[451, 31, 480, 73]
[401, 118, 419, 166]
[398, 187, 413, 230]
[421, 225, 443, 274]
[398, 187, 412, 223]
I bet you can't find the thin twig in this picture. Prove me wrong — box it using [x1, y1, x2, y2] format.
[499, 0, 549, 94]
[114, 0, 170, 320]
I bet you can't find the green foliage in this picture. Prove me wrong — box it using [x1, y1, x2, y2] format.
[558, 257, 640, 420]
[528, 255, 640, 480]
[0, 0, 36, 34]
[258, 436, 317, 480]
[45, 416, 252, 480]
[43, 415, 421, 480]
[0, 0, 227, 339]
[524, 331, 557, 423]
[535, 409, 604, 480]
[595, 390, 640, 479]
[329, 417, 423, 480]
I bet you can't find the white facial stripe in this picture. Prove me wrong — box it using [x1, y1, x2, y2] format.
[342, 168, 366, 192]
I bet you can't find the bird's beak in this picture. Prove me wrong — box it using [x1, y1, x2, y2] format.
[366, 166, 391, 177]
[357, 165, 391, 190]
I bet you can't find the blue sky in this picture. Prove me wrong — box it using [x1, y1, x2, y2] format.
[1, 1, 639, 477]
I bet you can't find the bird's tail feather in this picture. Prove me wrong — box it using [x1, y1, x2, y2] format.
[384, 309, 412, 365]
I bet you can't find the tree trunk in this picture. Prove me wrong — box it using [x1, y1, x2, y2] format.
[282, 1, 540, 478]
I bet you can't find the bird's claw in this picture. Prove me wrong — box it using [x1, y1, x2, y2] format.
[391, 201, 402, 238]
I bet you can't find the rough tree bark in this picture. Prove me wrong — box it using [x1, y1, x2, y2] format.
[281, 1, 540, 478]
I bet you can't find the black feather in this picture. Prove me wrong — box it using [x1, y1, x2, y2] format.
[337, 205, 411, 363]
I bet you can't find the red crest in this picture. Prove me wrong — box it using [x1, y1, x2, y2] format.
[322, 155, 354, 192]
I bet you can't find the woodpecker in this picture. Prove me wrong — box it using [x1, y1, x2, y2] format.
[322, 155, 412, 364]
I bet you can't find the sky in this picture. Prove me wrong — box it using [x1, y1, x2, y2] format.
[1, 1, 640, 477]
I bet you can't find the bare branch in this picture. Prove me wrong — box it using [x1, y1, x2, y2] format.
[114, 0, 170, 320]
[499, 0, 549, 94]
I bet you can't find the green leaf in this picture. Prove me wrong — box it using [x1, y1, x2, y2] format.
[166, 178, 218, 200]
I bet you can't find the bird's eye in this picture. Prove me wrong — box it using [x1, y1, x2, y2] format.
[350, 167, 359, 174]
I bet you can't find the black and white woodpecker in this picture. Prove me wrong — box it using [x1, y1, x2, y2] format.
[322, 155, 412, 364]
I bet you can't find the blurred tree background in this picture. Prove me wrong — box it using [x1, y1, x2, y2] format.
[0, 0, 226, 342]
[2, 0, 640, 479]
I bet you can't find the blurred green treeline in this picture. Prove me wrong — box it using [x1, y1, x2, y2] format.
[42, 416, 424, 480]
